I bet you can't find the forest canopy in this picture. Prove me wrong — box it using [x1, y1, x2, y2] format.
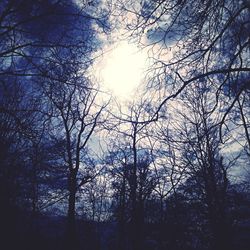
[0, 1, 249, 250]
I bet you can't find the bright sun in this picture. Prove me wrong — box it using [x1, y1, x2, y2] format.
[99, 42, 148, 99]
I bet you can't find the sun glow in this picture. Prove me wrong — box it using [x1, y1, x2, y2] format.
[99, 42, 148, 99]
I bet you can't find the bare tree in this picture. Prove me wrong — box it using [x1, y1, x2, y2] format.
[40, 46, 108, 244]
[155, 81, 235, 250]
[103, 98, 160, 250]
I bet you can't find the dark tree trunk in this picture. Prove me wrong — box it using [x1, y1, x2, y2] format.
[130, 126, 142, 250]
[67, 170, 78, 249]
[118, 174, 126, 250]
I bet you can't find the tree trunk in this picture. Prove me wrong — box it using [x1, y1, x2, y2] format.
[130, 126, 141, 250]
[67, 170, 78, 249]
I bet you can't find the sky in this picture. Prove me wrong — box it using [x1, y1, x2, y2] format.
[94, 41, 149, 100]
